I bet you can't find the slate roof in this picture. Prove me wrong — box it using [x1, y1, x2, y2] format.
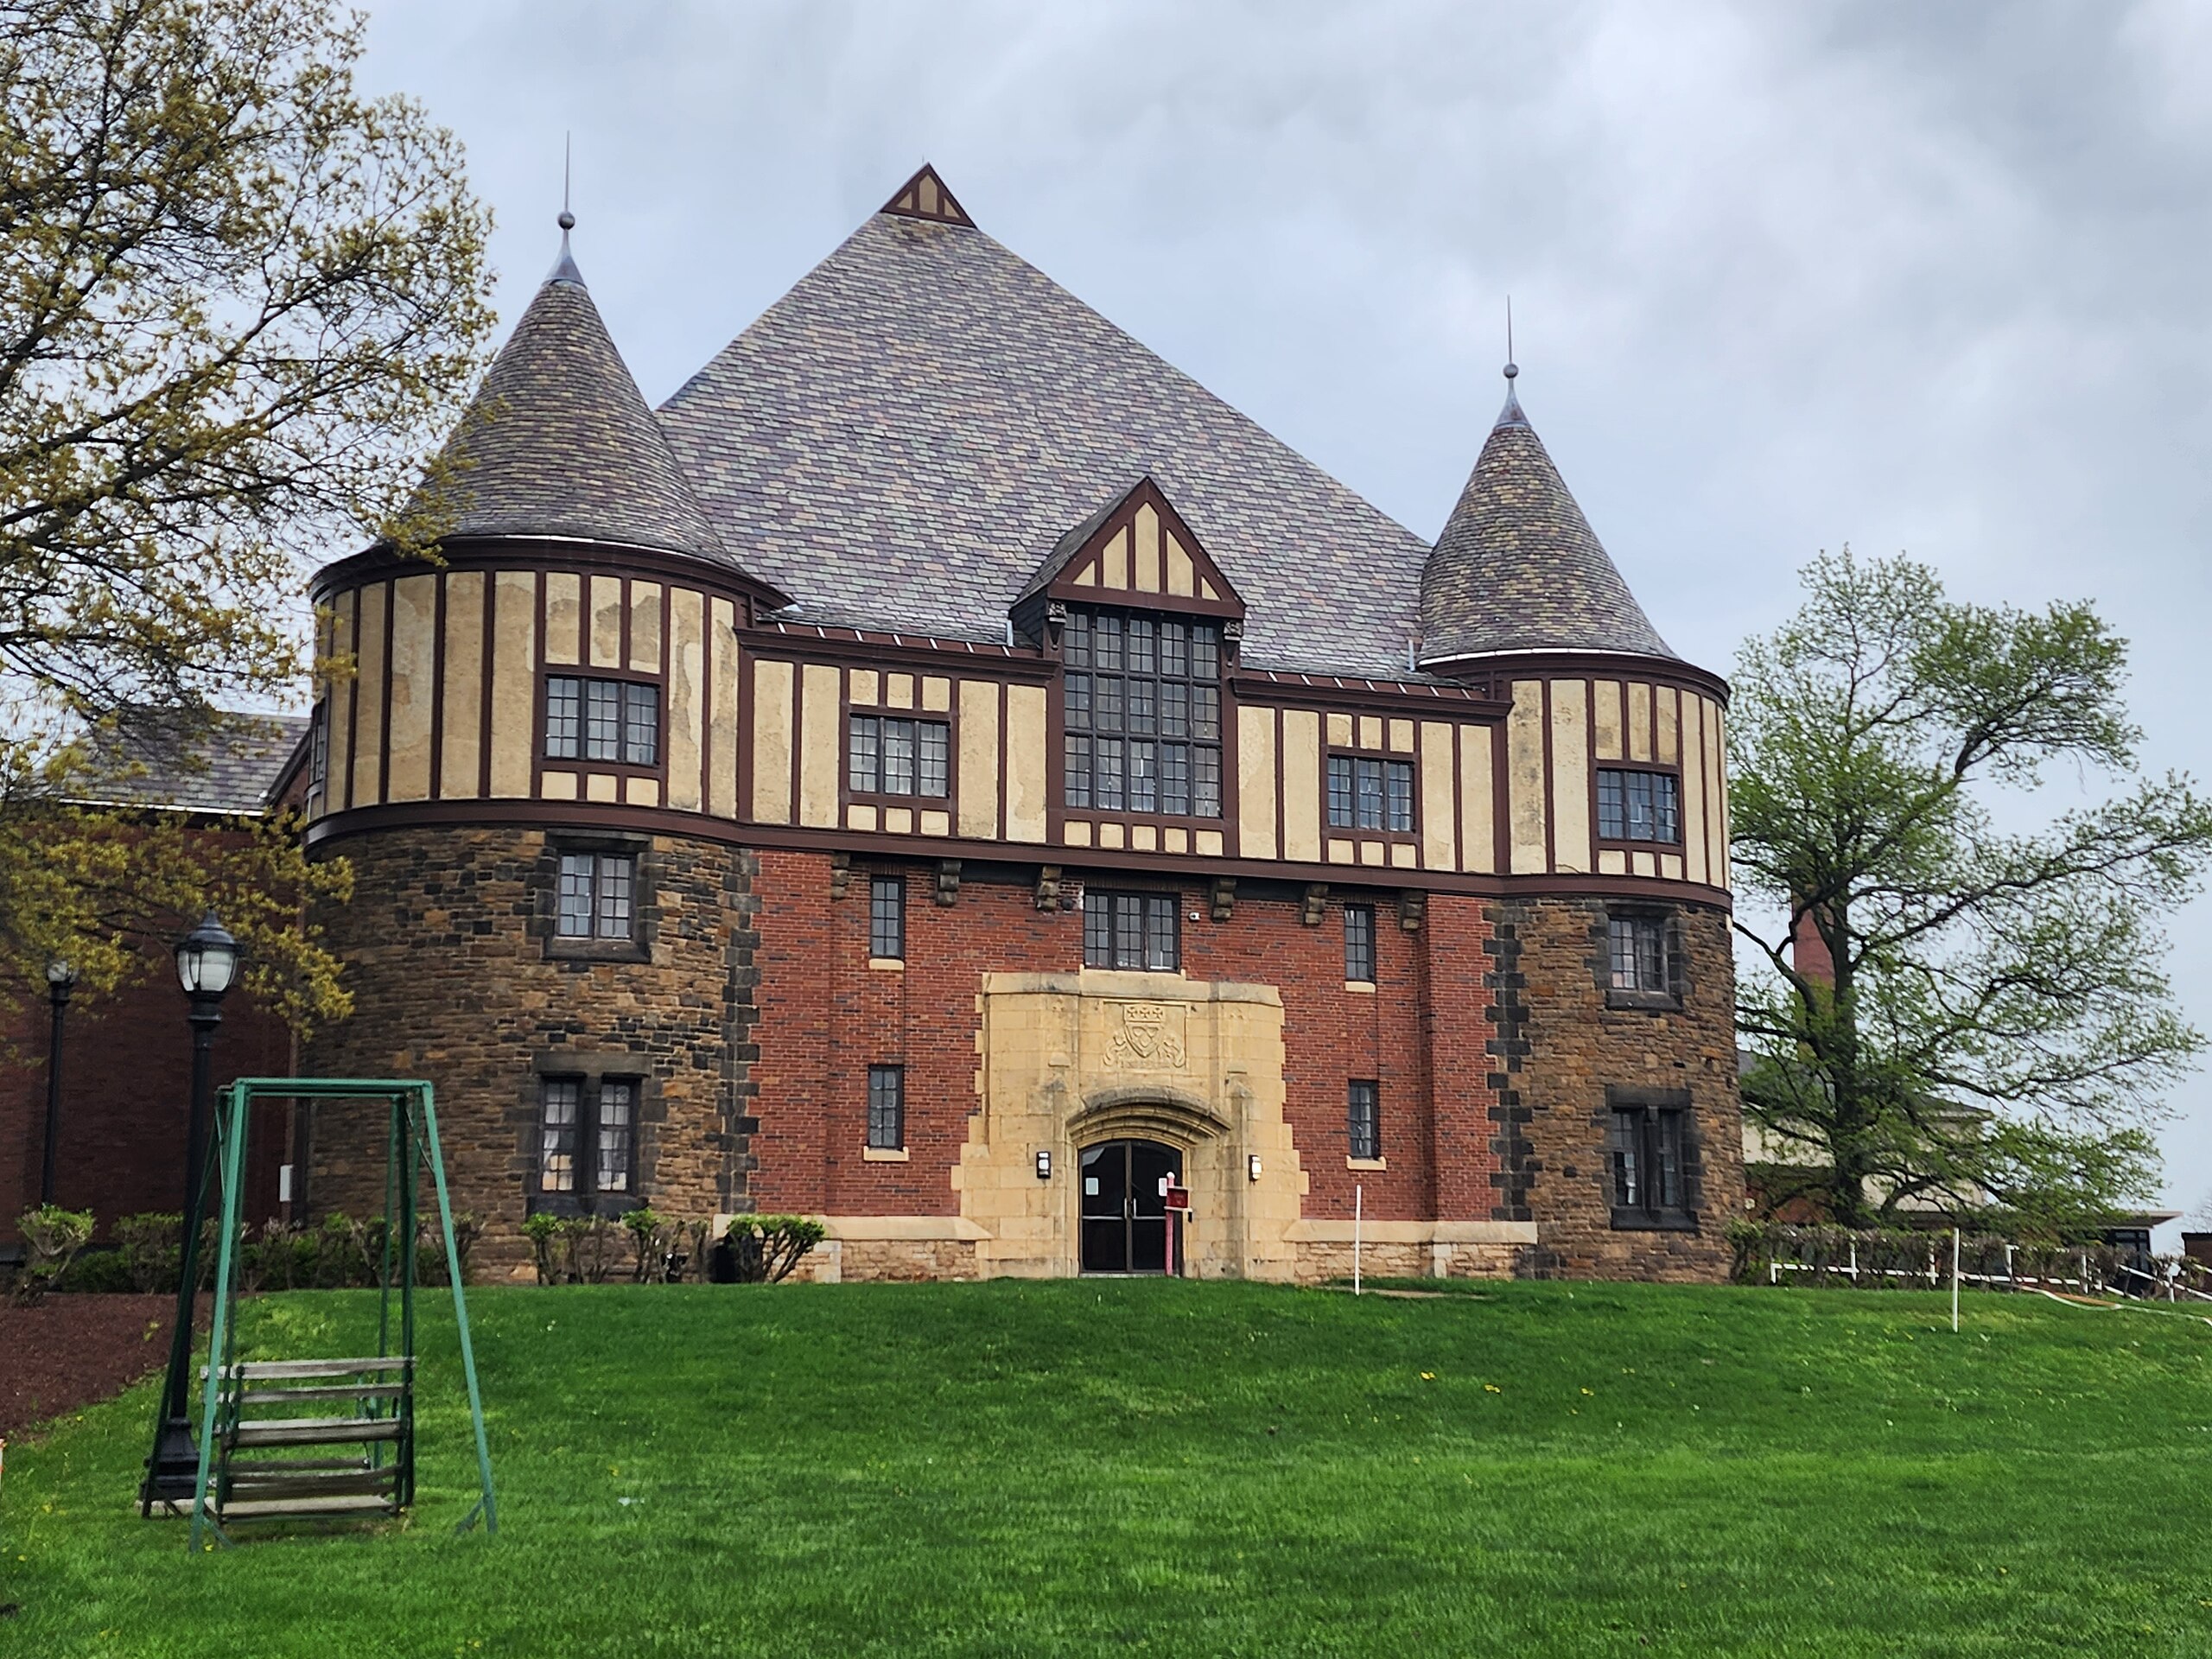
[423, 238, 745, 570]
[1419, 381, 1677, 664]
[70, 709, 309, 814]
[658, 213, 1435, 678]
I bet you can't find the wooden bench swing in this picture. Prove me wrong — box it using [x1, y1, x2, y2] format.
[144, 1077, 497, 1550]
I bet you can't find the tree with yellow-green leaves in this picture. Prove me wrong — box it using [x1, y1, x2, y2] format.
[0, 0, 496, 1030]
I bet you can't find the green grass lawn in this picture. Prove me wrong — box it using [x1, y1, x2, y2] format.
[3, 1277, 2209, 1657]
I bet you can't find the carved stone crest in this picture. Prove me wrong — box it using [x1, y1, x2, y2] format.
[1103, 1001, 1186, 1071]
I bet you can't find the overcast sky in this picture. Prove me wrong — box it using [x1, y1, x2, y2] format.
[355, 0, 2212, 1236]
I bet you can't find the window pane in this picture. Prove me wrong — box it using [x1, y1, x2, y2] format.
[1191, 685, 1219, 742]
[596, 855, 632, 939]
[918, 721, 950, 798]
[1348, 1081, 1380, 1160]
[849, 716, 879, 794]
[1355, 759, 1385, 830]
[1065, 734, 1092, 808]
[546, 677, 582, 760]
[1656, 1111, 1683, 1210]
[1160, 620, 1187, 677]
[1345, 906, 1376, 982]
[1191, 626, 1218, 681]
[1194, 746, 1221, 818]
[868, 1065, 904, 1150]
[1654, 774, 1681, 844]
[1084, 891, 1111, 967]
[1160, 681, 1188, 738]
[1115, 894, 1143, 969]
[871, 875, 905, 959]
[1128, 616, 1155, 676]
[585, 680, 621, 761]
[1327, 756, 1354, 828]
[1127, 678, 1155, 735]
[540, 1079, 580, 1193]
[883, 719, 916, 796]
[1065, 674, 1092, 730]
[1095, 613, 1122, 671]
[557, 854, 594, 938]
[624, 683, 660, 766]
[1611, 1109, 1642, 1206]
[1160, 743, 1190, 817]
[1128, 739, 1158, 813]
[1095, 677, 1122, 733]
[1065, 612, 1091, 667]
[1626, 771, 1655, 840]
[1145, 894, 1178, 971]
[1096, 737, 1124, 810]
[1385, 761, 1414, 833]
[596, 1080, 633, 1194]
[1598, 770, 1626, 840]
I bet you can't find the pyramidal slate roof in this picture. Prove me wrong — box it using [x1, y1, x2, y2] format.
[658, 201, 1433, 678]
[424, 232, 744, 570]
[1418, 378, 1676, 664]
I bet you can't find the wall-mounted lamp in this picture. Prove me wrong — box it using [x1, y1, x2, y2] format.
[1035, 1149, 1052, 1180]
[1248, 1154, 1262, 1182]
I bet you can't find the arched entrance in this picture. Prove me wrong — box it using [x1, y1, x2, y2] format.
[1078, 1140, 1183, 1274]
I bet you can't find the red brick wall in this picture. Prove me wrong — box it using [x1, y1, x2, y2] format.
[0, 944, 291, 1245]
[751, 857, 1491, 1225]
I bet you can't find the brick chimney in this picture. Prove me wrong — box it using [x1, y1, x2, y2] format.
[1791, 902, 1835, 988]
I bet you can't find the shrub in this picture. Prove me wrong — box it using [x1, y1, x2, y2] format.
[117, 1211, 184, 1293]
[523, 1211, 565, 1285]
[13, 1205, 95, 1305]
[623, 1208, 667, 1283]
[59, 1244, 136, 1294]
[721, 1215, 826, 1284]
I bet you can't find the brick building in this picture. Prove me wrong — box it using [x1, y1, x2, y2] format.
[297, 166, 1742, 1282]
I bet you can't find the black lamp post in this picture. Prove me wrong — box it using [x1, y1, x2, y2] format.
[143, 911, 239, 1510]
[38, 957, 75, 1207]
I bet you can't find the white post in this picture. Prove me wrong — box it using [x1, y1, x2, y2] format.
[1850, 1239, 1859, 1285]
[1952, 1227, 1961, 1332]
[1353, 1185, 1363, 1296]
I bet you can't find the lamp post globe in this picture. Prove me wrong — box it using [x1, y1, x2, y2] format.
[38, 957, 75, 1208]
[145, 909, 241, 1510]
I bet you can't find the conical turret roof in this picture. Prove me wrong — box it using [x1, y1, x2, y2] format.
[1418, 379, 1675, 665]
[422, 232, 738, 568]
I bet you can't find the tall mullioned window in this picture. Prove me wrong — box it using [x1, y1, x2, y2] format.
[868, 1065, 905, 1150]
[1347, 1081, 1381, 1160]
[1062, 607, 1222, 817]
[1609, 1096, 1692, 1227]
[537, 1077, 637, 1214]
[870, 876, 906, 960]
[1344, 905, 1376, 982]
[1608, 913, 1671, 995]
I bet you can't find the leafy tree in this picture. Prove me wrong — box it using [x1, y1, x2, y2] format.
[1732, 551, 2212, 1228]
[0, 0, 494, 1026]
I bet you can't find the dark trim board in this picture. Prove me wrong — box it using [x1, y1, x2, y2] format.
[302, 798, 1734, 912]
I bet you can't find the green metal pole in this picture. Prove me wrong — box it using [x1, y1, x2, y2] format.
[418, 1085, 498, 1535]
[398, 1091, 419, 1508]
[188, 1083, 247, 1551]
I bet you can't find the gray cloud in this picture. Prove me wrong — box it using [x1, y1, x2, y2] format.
[358, 0, 2212, 1234]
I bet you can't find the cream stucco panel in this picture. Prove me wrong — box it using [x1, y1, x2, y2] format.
[750, 658, 795, 823]
[667, 588, 707, 812]
[1549, 678, 1591, 874]
[1236, 705, 1278, 860]
[797, 662, 840, 827]
[385, 574, 435, 803]
[487, 571, 537, 798]
[440, 571, 485, 800]
[349, 582, 387, 807]
[1506, 680, 1547, 874]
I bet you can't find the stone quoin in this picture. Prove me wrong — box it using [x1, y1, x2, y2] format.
[289, 164, 1740, 1282]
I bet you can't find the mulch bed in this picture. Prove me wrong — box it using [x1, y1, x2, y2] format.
[0, 1294, 181, 1440]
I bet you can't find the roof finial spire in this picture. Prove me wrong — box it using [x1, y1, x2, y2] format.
[548, 133, 583, 286]
[1494, 296, 1527, 427]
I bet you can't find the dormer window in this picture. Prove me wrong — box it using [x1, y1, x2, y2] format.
[1061, 607, 1223, 819]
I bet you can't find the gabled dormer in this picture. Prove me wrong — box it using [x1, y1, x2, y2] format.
[1014, 477, 1244, 651]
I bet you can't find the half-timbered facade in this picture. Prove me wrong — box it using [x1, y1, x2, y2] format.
[301, 167, 1742, 1282]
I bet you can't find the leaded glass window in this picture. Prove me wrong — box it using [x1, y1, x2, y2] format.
[849, 716, 950, 798]
[1063, 607, 1222, 817]
[1082, 890, 1179, 971]
[1597, 768, 1681, 844]
[1325, 755, 1415, 833]
[545, 676, 659, 766]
